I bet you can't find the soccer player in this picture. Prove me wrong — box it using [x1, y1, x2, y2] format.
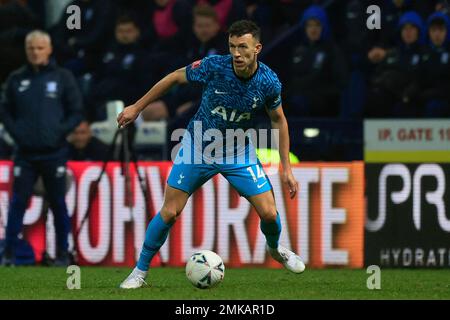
[117, 20, 305, 289]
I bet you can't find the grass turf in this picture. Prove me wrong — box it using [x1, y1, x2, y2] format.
[0, 267, 449, 300]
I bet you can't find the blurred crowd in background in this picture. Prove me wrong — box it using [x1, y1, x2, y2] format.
[1, 0, 450, 162]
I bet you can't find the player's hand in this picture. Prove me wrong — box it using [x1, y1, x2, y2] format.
[281, 169, 298, 199]
[117, 104, 139, 128]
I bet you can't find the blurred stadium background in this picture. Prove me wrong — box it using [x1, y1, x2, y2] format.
[0, 0, 449, 299]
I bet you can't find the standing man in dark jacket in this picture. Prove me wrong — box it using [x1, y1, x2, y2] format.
[0, 30, 83, 266]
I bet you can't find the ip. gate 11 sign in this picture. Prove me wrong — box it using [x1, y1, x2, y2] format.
[364, 120, 450, 163]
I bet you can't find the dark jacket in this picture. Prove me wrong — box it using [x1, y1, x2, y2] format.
[287, 5, 349, 97]
[89, 42, 152, 109]
[51, 0, 115, 66]
[0, 60, 83, 154]
[419, 12, 450, 102]
[183, 31, 228, 63]
[369, 11, 425, 100]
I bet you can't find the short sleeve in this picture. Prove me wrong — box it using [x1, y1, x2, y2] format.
[265, 76, 282, 111]
[185, 56, 214, 84]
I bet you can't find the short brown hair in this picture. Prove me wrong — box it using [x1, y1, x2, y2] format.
[228, 20, 261, 41]
[116, 14, 139, 28]
[193, 4, 218, 22]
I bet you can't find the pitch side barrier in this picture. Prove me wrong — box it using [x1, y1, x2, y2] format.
[0, 161, 364, 268]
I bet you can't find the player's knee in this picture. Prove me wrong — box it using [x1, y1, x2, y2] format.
[258, 206, 277, 223]
[160, 205, 181, 223]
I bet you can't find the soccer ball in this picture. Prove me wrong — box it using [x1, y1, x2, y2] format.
[186, 250, 225, 289]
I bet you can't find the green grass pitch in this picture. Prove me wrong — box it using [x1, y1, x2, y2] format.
[0, 267, 449, 300]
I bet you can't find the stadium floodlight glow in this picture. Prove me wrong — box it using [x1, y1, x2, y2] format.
[303, 128, 320, 138]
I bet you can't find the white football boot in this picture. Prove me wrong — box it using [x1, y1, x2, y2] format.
[119, 267, 148, 289]
[267, 244, 306, 273]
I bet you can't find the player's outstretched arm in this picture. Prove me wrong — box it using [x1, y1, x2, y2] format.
[117, 67, 188, 128]
[268, 106, 298, 199]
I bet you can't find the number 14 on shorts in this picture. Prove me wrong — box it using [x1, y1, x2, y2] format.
[246, 164, 266, 185]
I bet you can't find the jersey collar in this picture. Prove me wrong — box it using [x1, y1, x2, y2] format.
[231, 59, 260, 82]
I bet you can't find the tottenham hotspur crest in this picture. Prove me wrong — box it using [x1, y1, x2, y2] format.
[252, 96, 260, 109]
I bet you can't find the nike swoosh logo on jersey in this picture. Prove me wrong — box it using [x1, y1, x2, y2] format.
[215, 89, 228, 94]
[257, 181, 268, 189]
